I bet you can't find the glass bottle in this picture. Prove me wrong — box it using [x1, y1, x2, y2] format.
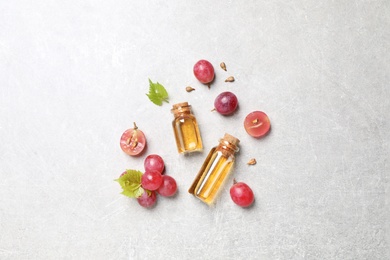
[188, 133, 240, 204]
[171, 102, 203, 154]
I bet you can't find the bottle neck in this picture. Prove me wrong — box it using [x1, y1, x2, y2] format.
[216, 138, 239, 156]
[171, 103, 192, 118]
[172, 108, 191, 117]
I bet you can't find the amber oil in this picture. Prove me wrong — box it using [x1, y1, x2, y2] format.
[189, 133, 240, 204]
[171, 102, 203, 154]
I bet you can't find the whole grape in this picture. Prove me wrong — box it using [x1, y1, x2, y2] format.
[193, 60, 215, 84]
[141, 170, 163, 191]
[137, 190, 157, 208]
[214, 91, 238, 115]
[144, 154, 165, 174]
[230, 180, 254, 207]
[157, 175, 177, 197]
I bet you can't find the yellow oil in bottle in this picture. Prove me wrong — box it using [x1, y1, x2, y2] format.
[171, 102, 203, 153]
[189, 134, 239, 205]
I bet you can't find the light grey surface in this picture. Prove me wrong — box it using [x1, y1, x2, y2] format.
[0, 1, 389, 259]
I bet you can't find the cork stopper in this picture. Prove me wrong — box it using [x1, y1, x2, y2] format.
[171, 102, 192, 116]
[172, 102, 189, 109]
[222, 133, 240, 146]
[217, 133, 240, 154]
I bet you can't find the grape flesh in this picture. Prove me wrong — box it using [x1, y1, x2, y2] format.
[144, 154, 165, 174]
[193, 60, 215, 84]
[137, 190, 157, 208]
[120, 123, 146, 156]
[141, 170, 163, 191]
[244, 111, 270, 138]
[157, 175, 177, 197]
[230, 181, 254, 207]
[214, 91, 238, 115]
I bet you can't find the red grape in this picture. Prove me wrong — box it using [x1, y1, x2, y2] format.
[230, 180, 254, 207]
[137, 190, 157, 208]
[157, 175, 177, 197]
[193, 60, 215, 84]
[141, 170, 163, 191]
[214, 91, 238, 115]
[120, 122, 146, 156]
[244, 111, 270, 138]
[144, 154, 165, 174]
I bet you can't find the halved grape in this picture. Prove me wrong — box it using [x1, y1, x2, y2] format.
[193, 60, 215, 84]
[214, 91, 238, 115]
[144, 154, 165, 174]
[120, 122, 146, 156]
[157, 175, 177, 197]
[244, 111, 270, 138]
[137, 190, 157, 208]
[141, 170, 163, 191]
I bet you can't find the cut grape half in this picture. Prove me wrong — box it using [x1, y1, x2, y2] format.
[244, 111, 270, 138]
[120, 122, 147, 156]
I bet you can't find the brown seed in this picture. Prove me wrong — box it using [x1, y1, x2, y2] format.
[225, 76, 235, 82]
[247, 158, 257, 165]
[186, 86, 195, 92]
[220, 62, 227, 71]
[131, 140, 138, 148]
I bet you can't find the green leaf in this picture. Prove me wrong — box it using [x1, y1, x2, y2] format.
[146, 78, 169, 106]
[133, 186, 145, 198]
[121, 186, 144, 198]
[114, 169, 144, 198]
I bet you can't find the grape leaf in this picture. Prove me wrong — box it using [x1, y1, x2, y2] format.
[121, 186, 144, 198]
[146, 79, 169, 106]
[115, 169, 144, 198]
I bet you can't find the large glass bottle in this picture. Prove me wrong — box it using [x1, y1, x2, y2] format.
[188, 133, 240, 204]
[171, 102, 203, 154]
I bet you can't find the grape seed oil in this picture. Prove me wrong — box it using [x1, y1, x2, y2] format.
[189, 133, 240, 204]
[171, 102, 203, 154]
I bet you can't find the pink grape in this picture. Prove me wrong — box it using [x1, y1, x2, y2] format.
[141, 170, 163, 191]
[244, 111, 270, 138]
[137, 190, 157, 208]
[144, 154, 165, 174]
[230, 180, 254, 207]
[193, 60, 215, 84]
[120, 122, 147, 156]
[157, 175, 177, 197]
[214, 91, 238, 115]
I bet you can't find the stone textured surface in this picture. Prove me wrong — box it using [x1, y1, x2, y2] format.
[0, 1, 389, 259]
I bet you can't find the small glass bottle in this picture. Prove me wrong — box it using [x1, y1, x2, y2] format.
[188, 133, 240, 204]
[171, 102, 203, 154]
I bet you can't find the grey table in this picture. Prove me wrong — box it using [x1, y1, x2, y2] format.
[0, 1, 389, 259]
